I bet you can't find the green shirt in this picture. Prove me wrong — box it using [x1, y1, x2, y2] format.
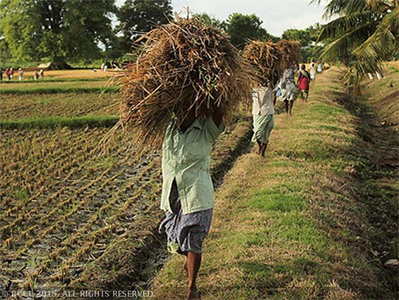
[161, 117, 225, 214]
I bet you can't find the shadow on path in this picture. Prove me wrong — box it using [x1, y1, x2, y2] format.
[331, 83, 398, 294]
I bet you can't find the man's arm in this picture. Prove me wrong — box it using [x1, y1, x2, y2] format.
[204, 101, 226, 143]
[212, 101, 225, 128]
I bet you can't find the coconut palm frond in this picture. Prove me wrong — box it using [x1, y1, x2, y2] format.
[319, 21, 376, 59]
[311, 0, 391, 19]
[317, 11, 377, 41]
[313, 0, 398, 88]
[352, 6, 399, 75]
[324, 0, 370, 18]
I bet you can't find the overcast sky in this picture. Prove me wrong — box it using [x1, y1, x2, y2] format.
[115, 0, 328, 37]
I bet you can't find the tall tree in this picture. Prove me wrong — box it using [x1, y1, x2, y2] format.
[0, 27, 12, 66]
[193, 13, 226, 30]
[282, 24, 327, 62]
[282, 24, 325, 47]
[0, 0, 117, 68]
[282, 29, 311, 47]
[225, 13, 275, 49]
[312, 0, 398, 84]
[117, 0, 173, 53]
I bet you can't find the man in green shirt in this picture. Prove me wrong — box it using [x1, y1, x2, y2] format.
[159, 103, 225, 300]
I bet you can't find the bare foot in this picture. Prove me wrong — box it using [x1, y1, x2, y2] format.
[186, 287, 199, 300]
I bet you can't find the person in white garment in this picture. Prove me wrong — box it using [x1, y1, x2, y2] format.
[252, 79, 275, 157]
[18, 68, 24, 80]
[317, 62, 323, 73]
[276, 64, 299, 115]
[309, 62, 317, 81]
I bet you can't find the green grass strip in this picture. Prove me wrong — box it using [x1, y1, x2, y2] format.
[153, 68, 396, 299]
[0, 115, 119, 129]
[0, 86, 119, 94]
[0, 78, 109, 84]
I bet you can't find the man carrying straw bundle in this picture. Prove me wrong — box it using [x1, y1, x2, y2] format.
[114, 15, 252, 300]
[159, 104, 225, 299]
[275, 40, 301, 115]
[244, 41, 281, 157]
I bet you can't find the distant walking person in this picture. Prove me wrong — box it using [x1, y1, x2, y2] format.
[39, 68, 44, 79]
[298, 64, 311, 101]
[0, 68, 2, 81]
[6, 68, 11, 80]
[9, 67, 14, 79]
[276, 64, 299, 115]
[34, 69, 39, 81]
[309, 62, 317, 81]
[317, 62, 323, 73]
[18, 68, 24, 80]
[252, 80, 275, 157]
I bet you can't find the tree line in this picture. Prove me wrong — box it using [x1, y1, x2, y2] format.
[1, 0, 395, 76]
[0, 0, 326, 68]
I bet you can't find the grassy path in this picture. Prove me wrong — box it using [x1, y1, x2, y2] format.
[151, 67, 397, 300]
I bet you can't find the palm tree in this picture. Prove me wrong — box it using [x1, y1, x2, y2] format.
[312, 0, 398, 90]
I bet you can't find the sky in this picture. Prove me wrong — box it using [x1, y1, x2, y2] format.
[115, 0, 329, 37]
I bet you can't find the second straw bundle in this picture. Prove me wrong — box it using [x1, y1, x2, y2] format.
[276, 39, 301, 70]
[243, 40, 282, 86]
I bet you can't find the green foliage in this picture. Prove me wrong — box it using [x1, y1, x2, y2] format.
[312, 0, 398, 85]
[0, 27, 12, 66]
[193, 13, 226, 30]
[282, 23, 324, 46]
[116, 0, 173, 53]
[282, 23, 327, 62]
[283, 29, 311, 47]
[0, 0, 117, 66]
[225, 13, 276, 49]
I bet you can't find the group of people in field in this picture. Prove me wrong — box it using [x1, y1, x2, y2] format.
[0, 67, 44, 81]
[252, 61, 324, 157]
[158, 56, 325, 299]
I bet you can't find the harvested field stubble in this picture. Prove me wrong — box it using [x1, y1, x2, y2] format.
[0, 93, 117, 120]
[0, 111, 252, 295]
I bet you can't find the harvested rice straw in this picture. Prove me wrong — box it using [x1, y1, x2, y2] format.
[107, 15, 254, 153]
[276, 40, 301, 70]
[243, 40, 282, 86]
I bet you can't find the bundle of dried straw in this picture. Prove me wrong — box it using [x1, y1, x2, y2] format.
[243, 40, 282, 86]
[114, 16, 253, 151]
[276, 40, 301, 70]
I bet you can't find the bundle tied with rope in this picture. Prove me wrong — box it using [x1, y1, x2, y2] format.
[112, 15, 254, 152]
[276, 39, 301, 70]
[243, 40, 282, 86]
